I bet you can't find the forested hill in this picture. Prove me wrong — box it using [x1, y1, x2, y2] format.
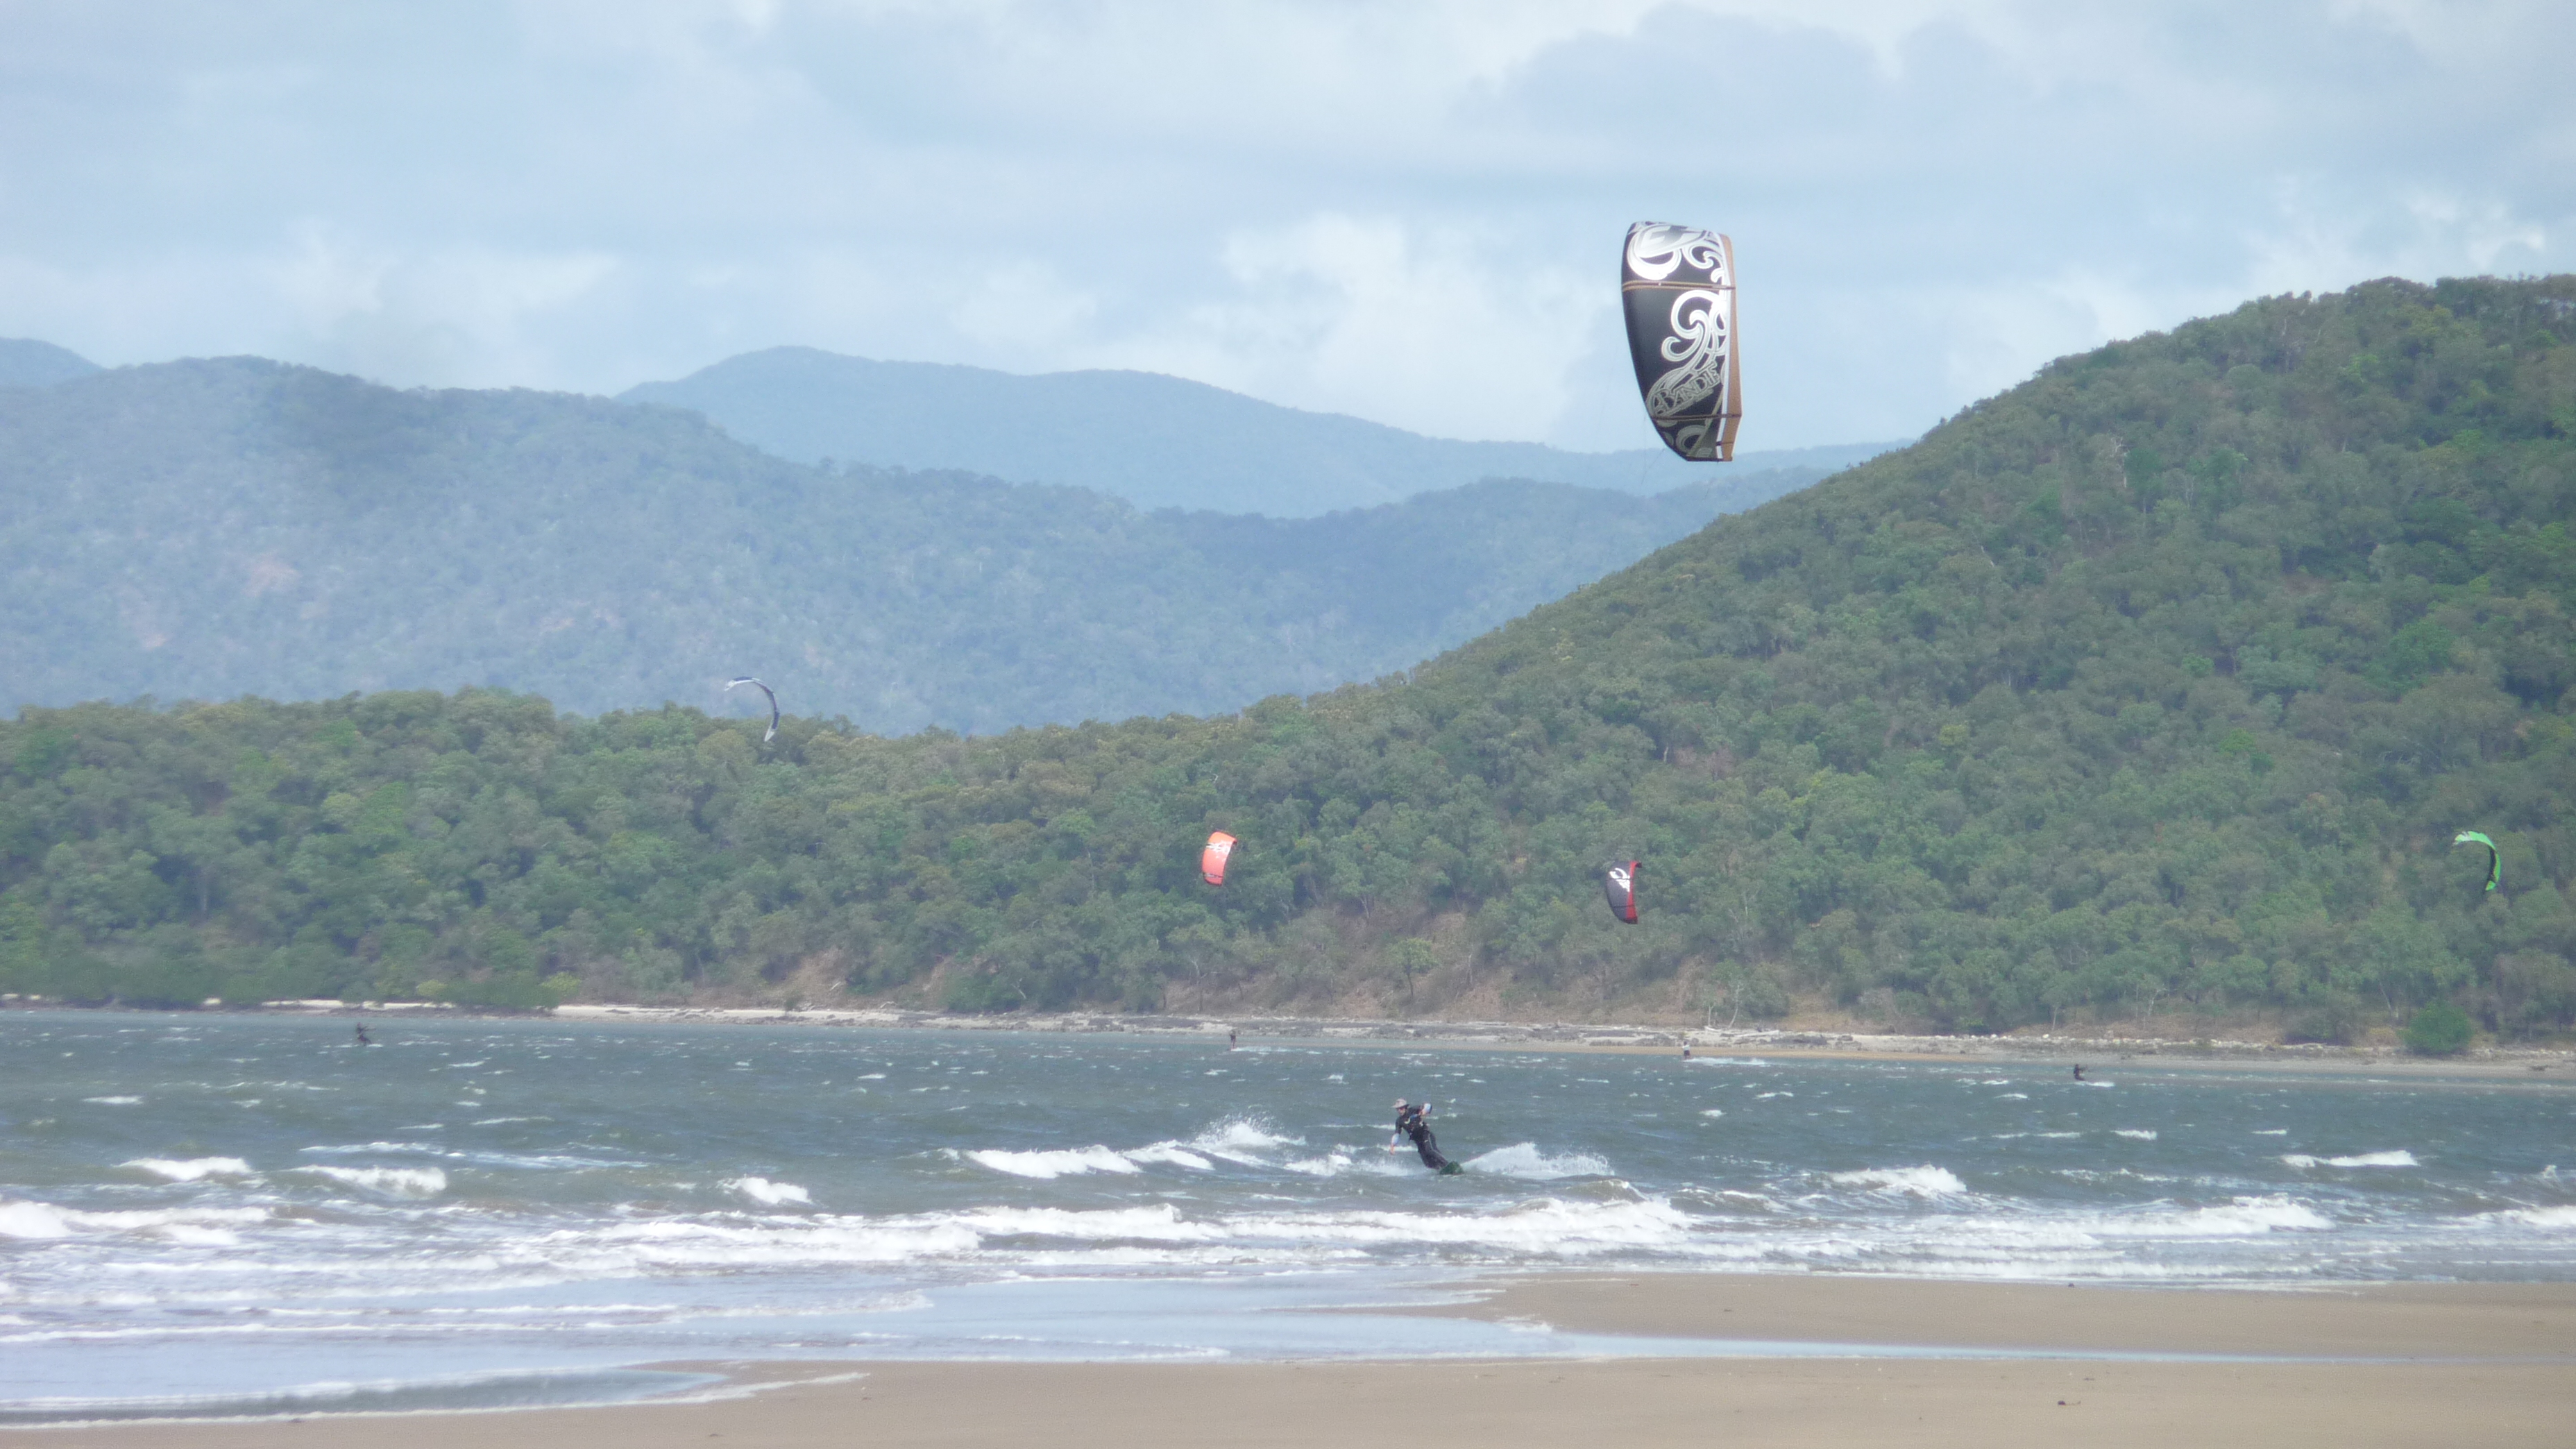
[620, 345, 1895, 516]
[0, 359, 1817, 733]
[6, 276, 2573, 1042]
[0, 338, 97, 389]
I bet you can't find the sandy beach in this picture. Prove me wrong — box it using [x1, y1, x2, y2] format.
[17, 1277, 2570, 1448]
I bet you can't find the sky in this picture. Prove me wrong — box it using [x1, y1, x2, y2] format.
[1, 1, 2570, 452]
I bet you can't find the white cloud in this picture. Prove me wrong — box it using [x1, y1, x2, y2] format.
[1080, 214, 1595, 441]
[0, 1, 2568, 448]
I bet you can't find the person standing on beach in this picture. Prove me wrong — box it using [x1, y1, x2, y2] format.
[1392, 1099, 1455, 1173]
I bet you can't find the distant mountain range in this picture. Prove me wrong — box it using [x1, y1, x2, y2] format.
[0, 354, 1855, 732]
[0, 338, 99, 389]
[621, 346, 1900, 516]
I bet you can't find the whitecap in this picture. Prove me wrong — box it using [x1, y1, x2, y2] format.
[2114, 1130, 2159, 1141]
[2498, 1206, 2576, 1229]
[2282, 1151, 2417, 1169]
[0, 1198, 269, 1241]
[122, 1157, 255, 1183]
[1280, 1149, 1414, 1178]
[2112, 1196, 2334, 1236]
[1461, 1143, 1612, 1180]
[1830, 1166, 1967, 1197]
[2251, 1128, 2289, 1136]
[1186, 1119, 1303, 1162]
[1700, 1108, 1725, 1118]
[724, 1177, 812, 1207]
[1994, 1092, 2028, 1100]
[298, 1166, 449, 1197]
[1756, 1092, 1793, 1100]
[1124, 1144, 1216, 1171]
[81, 1096, 142, 1105]
[962, 1146, 1140, 1179]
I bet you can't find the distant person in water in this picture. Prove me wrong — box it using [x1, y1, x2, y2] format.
[1392, 1099, 1452, 1172]
[355, 1023, 372, 1046]
[1681, 1046, 1692, 1060]
[2072, 1064, 2085, 1081]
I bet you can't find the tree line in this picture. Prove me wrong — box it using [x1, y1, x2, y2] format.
[4, 275, 2571, 1040]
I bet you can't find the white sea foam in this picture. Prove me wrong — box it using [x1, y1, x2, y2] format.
[2252, 1129, 2289, 1136]
[724, 1177, 812, 1207]
[1756, 1091, 1793, 1099]
[1831, 1166, 1967, 1197]
[963, 1146, 1141, 1179]
[1463, 1143, 1612, 1180]
[1700, 1108, 1725, 1118]
[1123, 1144, 1215, 1170]
[299, 1166, 449, 1198]
[1190, 1119, 1303, 1155]
[0, 1198, 269, 1241]
[2282, 1151, 2418, 1169]
[2498, 1206, 2576, 1229]
[2110, 1196, 2334, 1236]
[2114, 1130, 2159, 1141]
[123, 1157, 255, 1183]
[1994, 1093, 2028, 1100]
[81, 1096, 142, 1105]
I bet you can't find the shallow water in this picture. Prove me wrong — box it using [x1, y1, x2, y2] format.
[3, 1010, 2570, 1419]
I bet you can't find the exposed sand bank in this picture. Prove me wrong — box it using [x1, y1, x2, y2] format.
[20, 1359, 2571, 1449]
[31, 996, 2552, 1078]
[1412, 1273, 2576, 1360]
[17, 1278, 2573, 1448]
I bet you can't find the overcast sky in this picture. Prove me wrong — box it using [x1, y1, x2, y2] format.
[2, 1, 2569, 450]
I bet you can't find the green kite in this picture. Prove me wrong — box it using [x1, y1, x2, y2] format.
[2453, 831, 2501, 892]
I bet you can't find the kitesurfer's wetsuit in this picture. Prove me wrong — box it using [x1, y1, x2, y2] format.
[1393, 1103, 1450, 1172]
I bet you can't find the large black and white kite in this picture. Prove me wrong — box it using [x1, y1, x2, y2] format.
[1621, 221, 1740, 462]
[726, 677, 780, 743]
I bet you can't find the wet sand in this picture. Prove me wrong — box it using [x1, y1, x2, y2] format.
[1412, 1272, 2576, 1359]
[19, 1277, 2573, 1448]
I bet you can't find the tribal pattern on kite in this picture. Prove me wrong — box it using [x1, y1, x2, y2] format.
[2453, 830, 2502, 892]
[726, 677, 780, 743]
[1621, 221, 1740, 462]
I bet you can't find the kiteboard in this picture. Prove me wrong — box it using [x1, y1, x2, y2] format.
[1438, 1161, 1465, 1176]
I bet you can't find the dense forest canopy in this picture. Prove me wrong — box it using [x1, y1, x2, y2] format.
[0, 359, 1815, 733]
[5, 276, 2573, 1040]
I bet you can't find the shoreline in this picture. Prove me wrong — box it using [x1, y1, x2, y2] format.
[13, 1276, 2571, 1446]
[13, 996, 2572, 1077]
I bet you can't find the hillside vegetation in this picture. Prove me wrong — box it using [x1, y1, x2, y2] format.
[622, 345, 1892, 514]
[0, 359, 1808, 733]
[6, 277, 2573, 1040]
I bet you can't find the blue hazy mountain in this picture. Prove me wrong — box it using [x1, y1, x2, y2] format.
[0, 338, 100, 389]
[1, 357, 1858, 733]
[622, 346, 1901, 517]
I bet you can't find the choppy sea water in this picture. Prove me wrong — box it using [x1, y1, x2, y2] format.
[3, 1010, 2572, 1422]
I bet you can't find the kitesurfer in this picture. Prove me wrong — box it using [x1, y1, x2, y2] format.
[1392, 1099, 1455, 1173]
[355, 1023, 372, 1046]
[2072, 1065, 2085, 1081]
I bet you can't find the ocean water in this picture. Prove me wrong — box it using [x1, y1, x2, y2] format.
[3, 1010, 2572, 1421]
